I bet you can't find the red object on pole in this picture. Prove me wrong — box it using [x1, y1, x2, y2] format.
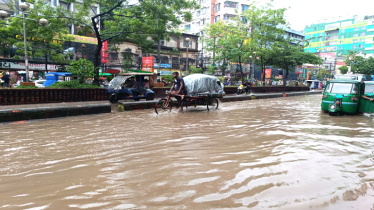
[101, 41, 108, 63]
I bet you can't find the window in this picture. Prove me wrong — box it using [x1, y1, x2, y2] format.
[354, 27, 359, 31]
[224, 14, 235, 20]
[353, 39, 358, 43]
[361, 26, 367, 30]
[200, 19, 205, 25]
[214, 16, 219, 23]
[318, 43, 322, 47]
[341, 35, 344, 39]
[359, 44, 365, 48]
[242, 5, 249, 12]
[241, 17, 247, 23]
[60, 1, 70, 10]
[214, 3, 220, 11]
[340, 41, 343, 44]
[365, 85, 374, 94]
[320, 33, 323, 36]
[52, 0, 57, 6]
[353, 33, 359, 37]
[160, 40, 165, 46]
[341, 29, 345, 33]
[196, 11, 200, 16]
[339, 46, 343, 50]
[184, 24, 191, 31]
[319, 38, 322, 41]
[224, 1, 237, 8]
[327, 83, 358, 94]
[360, 32, 366, 36]
[183, 40, 190, 47]
[352, 45, 357, 49]
[360, 38, 365, 42]
[333, 46, 337, 51]
[201, 8, 206, 14]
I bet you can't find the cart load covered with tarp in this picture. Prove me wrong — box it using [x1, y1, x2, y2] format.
[183, 74, 225, 97]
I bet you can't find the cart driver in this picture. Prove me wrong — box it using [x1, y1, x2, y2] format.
[169, 72, 186, 112]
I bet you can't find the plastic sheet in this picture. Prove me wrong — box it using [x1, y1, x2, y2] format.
[108, 76, 131, 87]
[183, 74, 225, 97]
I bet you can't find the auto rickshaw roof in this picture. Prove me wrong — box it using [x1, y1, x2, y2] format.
[118, 70, 156, 76]
[364, 81, 374, 85]
[328, 79, 362, 84]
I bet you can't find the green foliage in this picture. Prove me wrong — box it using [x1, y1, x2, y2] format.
[316, 69, 330, 80]
[207, 65, 216, 75]
[15, 85, 39, 89]
[3, 0, 75, 66]
[190, 66, 203, 74]
[106, 75, 113, 82]
[161, 75, 174, 83]
[67, 59, 96, 84]
[338, 66, 349, 74]
[49, 80, 100, 89]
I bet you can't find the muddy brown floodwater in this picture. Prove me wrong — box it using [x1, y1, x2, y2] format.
[1, 95, 374, 210]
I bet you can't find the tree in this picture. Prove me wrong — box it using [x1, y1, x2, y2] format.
[67, 58, 96, 83]
[316, 68, 329, 80]
[56, 0, 198, 85]
[202, 21, 226, 71]
[243, 1, 287, 83]
[271, 37, 323, 85]
[338, 66, 349, 74]
[3, 0, 75, 72]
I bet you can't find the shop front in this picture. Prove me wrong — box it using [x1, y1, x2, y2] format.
[0, 61, 59, 81]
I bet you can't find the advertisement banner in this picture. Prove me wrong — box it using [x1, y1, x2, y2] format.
[302, 69, 307, 79]
[307, 72, 310, 80]
[160, 70, 173, 75]
[265, 69, 272, 79]
[101, 41, 108, 64]
[142, 57, 154, 72]
[154, 63, 171, 69]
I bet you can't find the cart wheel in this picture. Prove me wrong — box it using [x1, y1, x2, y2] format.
[109, 95, 118, 103]
[207, 98, 219, 111]
[155, 99, 172, 114]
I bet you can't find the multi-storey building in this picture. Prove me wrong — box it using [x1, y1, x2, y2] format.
[304, 16, 374, 57]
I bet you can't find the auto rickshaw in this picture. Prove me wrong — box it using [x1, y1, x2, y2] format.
[107, 72, 156, 103]
[321, 75, 364, 116]
[358, 81, 374, 113]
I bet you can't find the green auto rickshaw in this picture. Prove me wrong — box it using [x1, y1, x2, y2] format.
[321, 75, 364, 116]
[358, 81, 374, 113]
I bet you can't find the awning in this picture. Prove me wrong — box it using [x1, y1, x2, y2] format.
[104, 69, 121, 74]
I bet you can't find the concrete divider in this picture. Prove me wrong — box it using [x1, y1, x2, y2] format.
[0, 103, 111, 123]
[118, 91, 322, 112]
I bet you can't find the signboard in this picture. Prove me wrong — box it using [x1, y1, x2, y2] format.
[142, 57, 154, 72]
[160, 70, 173, 75]
[265, 69, 272, 79]
[154, 63, 171, 68]
[101, 41, 108, 63]
[302, 69, 307, 79]
[307, 72, 310, 80]
[0, 61, 59, 71]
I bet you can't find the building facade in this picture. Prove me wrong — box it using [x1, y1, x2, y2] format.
[106, 33, 200, 80]
[304, 16, 374, 56]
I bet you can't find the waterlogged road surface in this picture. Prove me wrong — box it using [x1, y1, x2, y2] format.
[1, 95, 374, 210]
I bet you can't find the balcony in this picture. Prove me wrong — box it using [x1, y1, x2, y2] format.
[325, 29, 339, 36]
[325, 35, 339, 41]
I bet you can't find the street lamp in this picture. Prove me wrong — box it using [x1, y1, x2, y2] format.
[185, 37, 190, 71]
[0, 5, 49, 82]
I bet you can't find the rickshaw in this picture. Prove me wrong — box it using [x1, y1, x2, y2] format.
[321, 75, 364, 116]
[107, 72, 156, 103]
[155, 74, 225, 114]
[358, 81, 374, 113]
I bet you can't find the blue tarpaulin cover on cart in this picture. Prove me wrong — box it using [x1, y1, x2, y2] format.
[183, 74, 225, 97]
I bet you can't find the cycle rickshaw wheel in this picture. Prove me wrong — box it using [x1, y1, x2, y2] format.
[155, 99, 173, 114]
[207, 98, 219, 111]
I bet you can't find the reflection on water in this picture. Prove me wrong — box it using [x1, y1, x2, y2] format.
[1, 95, 374, 209]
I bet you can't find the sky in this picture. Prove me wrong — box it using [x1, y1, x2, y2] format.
[270, 0, 373, 31]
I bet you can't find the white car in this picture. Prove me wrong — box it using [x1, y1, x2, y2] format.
[34, 80, 46, 88]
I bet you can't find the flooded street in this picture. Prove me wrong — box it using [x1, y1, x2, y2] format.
[1, 95, 374, 210]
